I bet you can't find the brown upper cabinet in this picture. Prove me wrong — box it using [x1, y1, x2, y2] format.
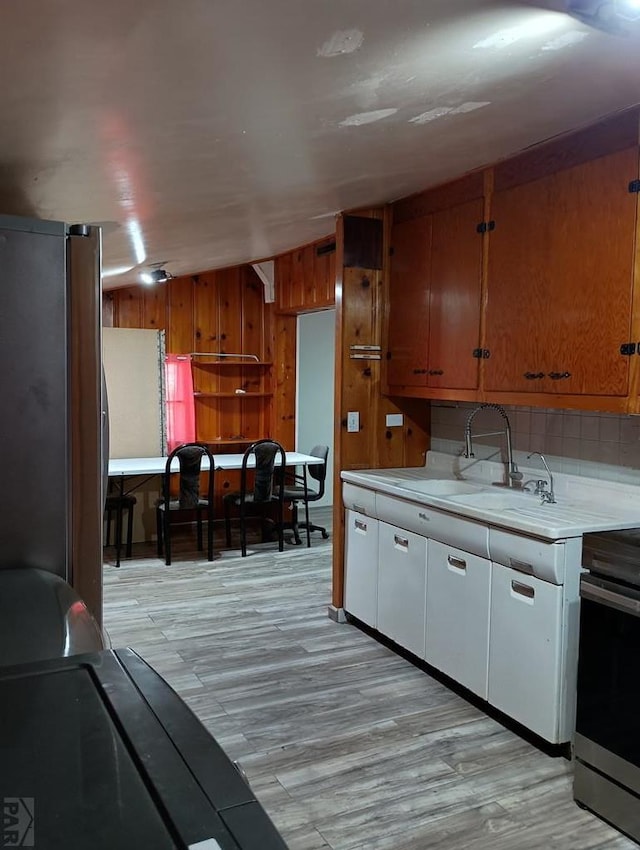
[428, 197, 484, 391]
[484, 146, 639, 397]
[484, 147, 638, 396]
[386, 215, 432, 387]
[386, 181, 484, 392]
[383, 108, 640, 410]
[275, 237, 336, 313]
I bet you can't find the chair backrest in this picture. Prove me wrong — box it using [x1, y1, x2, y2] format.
[241, 439, 286, 503]
[307, 445, 329, 496]
[163, 443, 214, 508]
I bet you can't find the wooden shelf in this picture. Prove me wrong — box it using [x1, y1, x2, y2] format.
[192, 360, 272, 367]
[194, 392, 273, 398]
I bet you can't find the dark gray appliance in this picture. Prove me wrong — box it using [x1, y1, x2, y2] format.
[0, 214, 105, 661]
[574, 529, 640, 842]
[0, 648, 288, 849]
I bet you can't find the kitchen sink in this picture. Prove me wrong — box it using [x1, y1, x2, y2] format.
[448, 490, 539, 511]
[398, 479, 485, 497]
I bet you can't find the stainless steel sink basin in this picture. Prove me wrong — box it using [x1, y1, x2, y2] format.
[447, 490, 539, 511]
[398, 479, 484, 497]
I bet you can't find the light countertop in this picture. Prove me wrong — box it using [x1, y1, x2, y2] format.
[341, 452, 640, 541]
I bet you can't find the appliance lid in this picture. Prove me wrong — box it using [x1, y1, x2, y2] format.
[0, 648, 287, 850]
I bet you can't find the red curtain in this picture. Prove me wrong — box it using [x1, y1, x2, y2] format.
[165, 354, 196, 453]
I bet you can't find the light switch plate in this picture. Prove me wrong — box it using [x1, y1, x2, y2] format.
[347, 411, 360, 432]
[386, 413, 403, 427]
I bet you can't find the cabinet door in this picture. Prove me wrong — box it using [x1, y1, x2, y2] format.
[344, 510, 379, 627]
[425, 540, 491, 699]
[428, 198, 484, 390]
[488, 562, 563, 743]
[386, 216, 431, 387]
[377, 522, 427, 657]
[485, 147, 638, 396]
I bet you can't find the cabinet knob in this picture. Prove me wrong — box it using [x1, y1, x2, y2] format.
[548, 371, 571, 380]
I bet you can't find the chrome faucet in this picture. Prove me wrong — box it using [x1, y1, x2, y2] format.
[463, 403, 523, 488]
[527, 451, 556, 503]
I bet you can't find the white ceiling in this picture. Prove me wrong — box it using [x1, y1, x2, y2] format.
[3, 0, 640, 289]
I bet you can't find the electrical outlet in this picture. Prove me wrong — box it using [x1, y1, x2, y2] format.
[347, 411, 360, 433]
[386, 413, 403, 427]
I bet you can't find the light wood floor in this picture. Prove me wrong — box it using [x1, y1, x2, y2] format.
[103, 509, 636, 850]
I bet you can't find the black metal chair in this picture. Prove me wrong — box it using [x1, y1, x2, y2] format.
[156, 443, 215, 566]
[222, 439, 286, 557]
[280, 445, 329, 547]
[104, 492, 137, 568]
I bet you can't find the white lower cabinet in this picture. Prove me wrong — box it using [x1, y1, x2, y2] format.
[425, 540, 491, 700]
[488, 562, 563, 742]
[344, 510, 379, 627]
[342, 481, 574, 744]
[377, 522, 428, 657]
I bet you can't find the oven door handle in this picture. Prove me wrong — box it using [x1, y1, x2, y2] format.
[581, 580, 640, 618]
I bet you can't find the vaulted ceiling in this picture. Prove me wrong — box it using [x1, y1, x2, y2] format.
[3, 1, 640, 288]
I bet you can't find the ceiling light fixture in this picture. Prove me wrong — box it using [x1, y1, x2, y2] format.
[567, 0, 640, 30]
[141, 268, 172, 285]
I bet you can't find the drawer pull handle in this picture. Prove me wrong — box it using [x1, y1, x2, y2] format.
[447, 555, 467, 571]
[354, 520, 367, 532]
[509, 558, 533, 575]
[418, 512, 429, 521]
[548, 371, 571, 380]
[394, 535, 409, 549]
[511, 580, 535, 600]
[352, 504, 366, 514]
[524, 371, 544, 380]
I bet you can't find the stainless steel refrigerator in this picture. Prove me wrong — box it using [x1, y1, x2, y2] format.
[0, 214, 106, 661]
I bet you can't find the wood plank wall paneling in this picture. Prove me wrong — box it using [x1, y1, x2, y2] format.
[194, 272, 220, 353]
[142, 287, 166, 331]
[273, 312, 297, 449]
[275, 252, 293, 312]
[340, 267, 380, 468]
[393, 171, 485, 224]
[115, 288, 144, 328]
[108, 265, 285, 457]
[494, 107, 639, 192]
[314, 239, 337, 305]
[331, 208, 431, 610]
[166, 276, 194, 355]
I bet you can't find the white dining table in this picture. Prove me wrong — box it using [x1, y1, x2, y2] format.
[106, 451, 325, 565]
[108, 451, 324, 478]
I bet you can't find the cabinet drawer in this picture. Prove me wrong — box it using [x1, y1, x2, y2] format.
[376, 493, 489, 558]
[426, 540, 491, 699]
[377, 522, 427, 658]
[488, 562, 563, 743]
[342, 483, 377, 517]
[344, 510, 379, 627]
[489, 527, 566, 584]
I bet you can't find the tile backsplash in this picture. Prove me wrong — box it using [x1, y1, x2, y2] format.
[431, 402, 640, 484]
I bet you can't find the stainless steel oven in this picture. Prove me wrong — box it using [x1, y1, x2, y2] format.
[574, 530, 640, 843]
